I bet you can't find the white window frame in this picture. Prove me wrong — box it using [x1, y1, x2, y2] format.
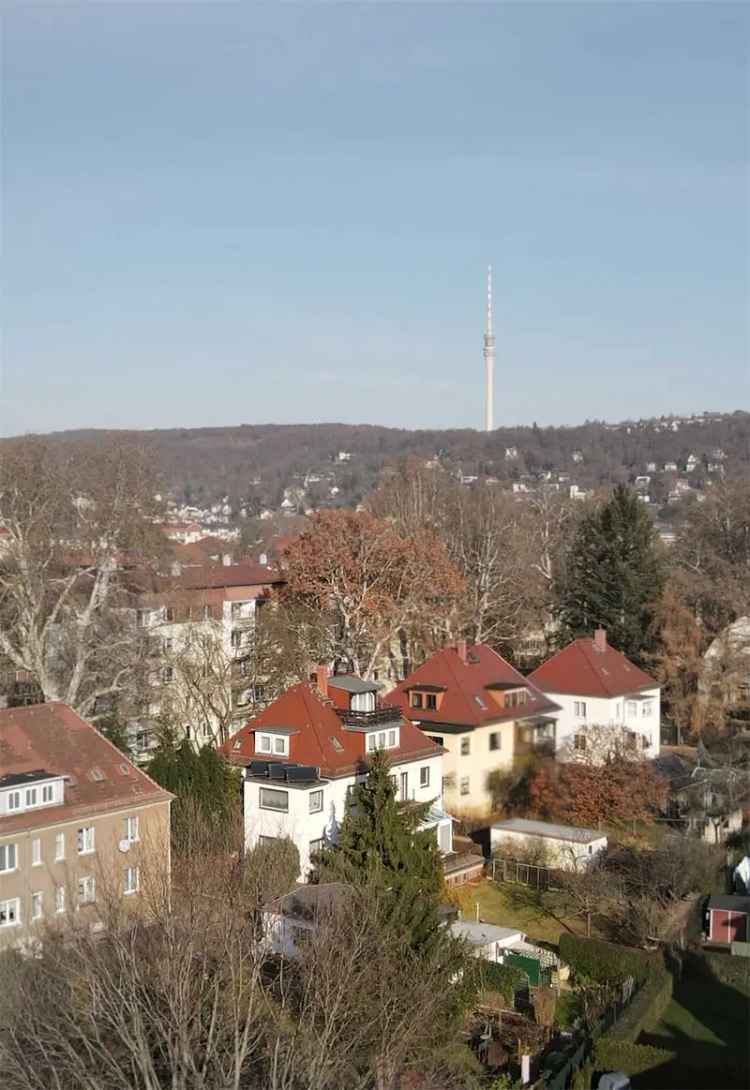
[125, 816, 140, 844]
[387, 729, 397, 747]
[460, 737, 471, 756]
[366, 734, 377, 752]
[31, 891, 43, 921]
[0, 843, 17, 873]
[78, 875, 96, 905]
[0, 898, 20, 928]
[77, 826, 95, 855]
[55, 832, 65, 861]
[309, 789, 324, 814]
[7, 791, 20, 812]
[259, 787, 289, 813]
[124, 866, 139, 895]
[459, 777, 470, 796]
[626, 700, 637, 717]
[257, 733, 288, 757]
[641, 701, 652, 717]
[32, 837, 42, 866]
[42, 783, 54, 804]
[574, 701, 587, 718]
[420, 766, 430, 788]
[25, 787, 38, 807]
[55, 885, 66, 914]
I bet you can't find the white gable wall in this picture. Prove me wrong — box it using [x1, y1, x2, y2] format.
[546, 687, 660, 758]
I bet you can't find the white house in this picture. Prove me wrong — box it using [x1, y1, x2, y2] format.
[224, 668, 453, 878]
[490, 818, 608, 870]
[528, 629, 661, 759]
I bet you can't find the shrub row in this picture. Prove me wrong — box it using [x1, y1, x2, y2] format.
[606, 966, 672, 1041]
[594, 1040, 675, 1076]
[703, 950, 750, 994]
[558, 933, 658, 984]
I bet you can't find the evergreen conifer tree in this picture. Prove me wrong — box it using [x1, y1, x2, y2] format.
[317, 750, 444, 952]
[556, 484, 665, 661]
[148, 738, 239, 851]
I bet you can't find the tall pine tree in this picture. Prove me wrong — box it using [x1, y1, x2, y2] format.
[317, 750, 444, 952]
[556, 485, 665, 662]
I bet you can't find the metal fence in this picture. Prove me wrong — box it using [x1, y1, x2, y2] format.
[491, 856, 562, 892]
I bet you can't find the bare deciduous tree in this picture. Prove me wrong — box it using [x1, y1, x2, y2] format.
[0, 437, 164, 718]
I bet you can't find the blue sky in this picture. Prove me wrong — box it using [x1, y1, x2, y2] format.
[2, 1, 748, 434]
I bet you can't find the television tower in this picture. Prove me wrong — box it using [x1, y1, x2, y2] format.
[483, 264, 495, 432]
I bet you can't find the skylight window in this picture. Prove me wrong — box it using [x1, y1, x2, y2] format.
[330, 737, 344, 752]
[474, 695, 487, 709]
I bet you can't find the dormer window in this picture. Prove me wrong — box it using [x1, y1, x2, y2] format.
[256, 732, 289, 757]
[503, 689, 528, 710]
[366, 727, 399, 753]
[410, 690, 440, 711]
[350, 691, 375, 713]
[1, 775, 63, 815]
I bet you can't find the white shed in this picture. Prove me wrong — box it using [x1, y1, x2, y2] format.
[450, 921, 526, 962]
[490, 818, 607, 870]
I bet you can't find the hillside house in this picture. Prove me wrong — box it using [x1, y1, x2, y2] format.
[528, 630, 661, 758]
[387, 642, 559, 814]
[223, 668, 457, 879]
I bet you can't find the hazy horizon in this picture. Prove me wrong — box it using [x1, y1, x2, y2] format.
[3, 3, 748, 435]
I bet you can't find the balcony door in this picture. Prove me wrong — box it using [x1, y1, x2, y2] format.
[400, 771, 408, 801]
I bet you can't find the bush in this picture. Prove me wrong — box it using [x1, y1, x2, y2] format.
[594, 1040, 674, 1076]
[475, 960, 527, 1002]
[558, 933, 658, 984]
[571, 1062, 593, 1090]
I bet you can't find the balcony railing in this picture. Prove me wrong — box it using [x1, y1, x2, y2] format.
[335, 704, 402, 728]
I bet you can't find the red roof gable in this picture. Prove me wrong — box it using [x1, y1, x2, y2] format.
[528, 636, 657, 698]
[388, 644, 559, 729]
[222, 681, 441, 778]
[0, 703, 172, 835]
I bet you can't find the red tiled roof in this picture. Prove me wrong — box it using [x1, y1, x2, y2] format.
[388, 644, 559, 729]
[0, 703, 172, 835]
[171, 538, 230, 565]
[528, 637, 657, 698]
[169, 562, 283, 590]
[222, 682, 442, 778]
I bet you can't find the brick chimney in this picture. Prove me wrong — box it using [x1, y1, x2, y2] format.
[314, 665, 329, 698]
[593, 628, 607, 654]
[456, 639, 468, 664]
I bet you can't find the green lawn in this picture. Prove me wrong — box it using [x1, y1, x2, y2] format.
[634, 953, 750, 1090]
[452, 878, 592, 947]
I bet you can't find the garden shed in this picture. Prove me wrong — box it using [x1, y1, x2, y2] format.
[706, 894, 750, 944]
[490, 818, 607, 870]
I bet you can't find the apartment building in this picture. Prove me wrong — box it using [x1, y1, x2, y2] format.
[528, 629, 661, 758]
[131, 561, 284, 754]
[223, 667, 455, 878]
[386, 641, 560, 815]
[0, 703, 172, 950]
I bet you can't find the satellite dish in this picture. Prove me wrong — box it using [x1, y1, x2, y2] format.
[118, 839, 130, 853]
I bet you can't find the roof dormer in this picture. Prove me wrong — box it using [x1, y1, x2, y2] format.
[0, 770, 65, 815]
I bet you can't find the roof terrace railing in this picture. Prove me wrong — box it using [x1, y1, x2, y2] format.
[335, 705, 402, 728]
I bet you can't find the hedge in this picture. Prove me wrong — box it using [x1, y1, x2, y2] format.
[594, 1040, 675, 1076]
[606, 966, 672, 1041]
[703, 951, 750, 994]
[558, 933, 672, 1043]
[558, 933, 658, 984]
